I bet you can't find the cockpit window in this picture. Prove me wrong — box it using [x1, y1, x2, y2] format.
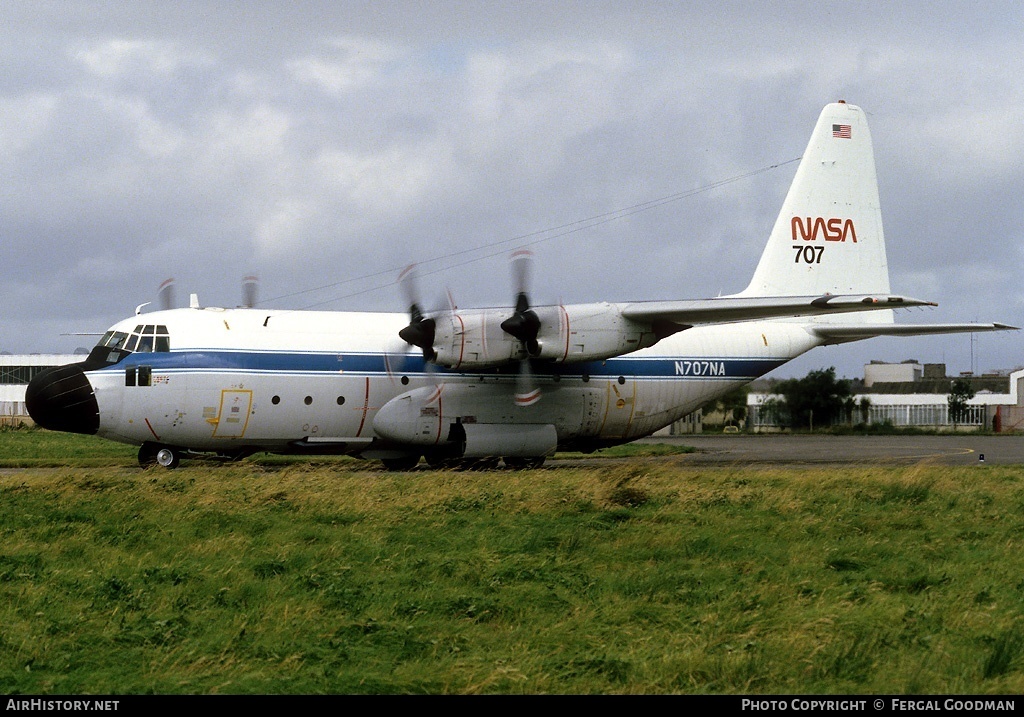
[123, 325, 170, 354]
[99, 331, 130, 350]
[94, 327, 172, 366]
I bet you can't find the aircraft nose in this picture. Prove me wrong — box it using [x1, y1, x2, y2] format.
[25, 363, 100, 435]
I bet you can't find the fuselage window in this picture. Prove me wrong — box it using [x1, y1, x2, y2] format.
[125, 366, 152, 386]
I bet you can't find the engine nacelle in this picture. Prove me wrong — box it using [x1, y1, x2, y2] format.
[429, 303, 663, 369]
[531, 303, 662, 363]
[432, 309, 521, 369]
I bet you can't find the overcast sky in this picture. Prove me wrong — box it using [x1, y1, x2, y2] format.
[3, 1, 1022, 379]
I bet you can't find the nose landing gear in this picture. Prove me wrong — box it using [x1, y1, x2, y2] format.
[138, 442, 181, 469]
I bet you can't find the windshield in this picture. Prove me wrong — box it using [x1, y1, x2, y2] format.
[88, 325, 171, 367]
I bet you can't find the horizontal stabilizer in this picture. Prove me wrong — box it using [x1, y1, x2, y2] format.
[621, 293, 935, 327]
[812, 322, 1018, 345]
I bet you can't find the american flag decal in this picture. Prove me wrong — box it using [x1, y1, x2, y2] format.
[832, 124, 852, 139]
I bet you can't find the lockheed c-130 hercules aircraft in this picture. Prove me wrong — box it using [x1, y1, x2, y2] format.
[27, 102, 1015, 469]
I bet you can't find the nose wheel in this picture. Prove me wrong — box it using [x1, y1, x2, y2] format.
[138, 442, 181, 469]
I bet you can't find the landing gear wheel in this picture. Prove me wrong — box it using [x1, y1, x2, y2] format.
[155, 447, 181, 469]
[504, 456, 546, 470]
[381, 455, 420, 471]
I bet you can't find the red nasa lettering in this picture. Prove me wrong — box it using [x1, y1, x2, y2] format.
[791, 217, 857, 242]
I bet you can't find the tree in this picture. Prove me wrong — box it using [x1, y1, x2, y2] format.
[701, 386, 749, 427]
[947, 378, 976, 429]
[857, 396, 872, 425]
[842, 395, 857, 426]
[774, 367, 852, 430]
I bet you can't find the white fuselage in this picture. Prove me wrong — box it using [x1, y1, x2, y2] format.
[84, 305, 820, 454]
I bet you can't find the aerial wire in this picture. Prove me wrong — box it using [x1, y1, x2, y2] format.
[261, 157, 802, 310]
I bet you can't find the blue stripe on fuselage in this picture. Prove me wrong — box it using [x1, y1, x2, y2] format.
[97, 350, 787, 380]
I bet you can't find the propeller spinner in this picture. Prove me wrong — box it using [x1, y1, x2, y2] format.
[397, 265, 437, 361]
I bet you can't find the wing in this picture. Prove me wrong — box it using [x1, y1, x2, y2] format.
[620, 293, 936, 326]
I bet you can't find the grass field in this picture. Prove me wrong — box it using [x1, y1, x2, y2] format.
[2, 428, 1024, 694]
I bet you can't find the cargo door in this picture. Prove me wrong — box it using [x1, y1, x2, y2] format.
[211, 389, 253, 438]
[599, 377, 636, 440]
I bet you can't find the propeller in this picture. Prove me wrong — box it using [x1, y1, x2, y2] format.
[500, 250, 541, 354]
[158, 278, 177, 311]
[514, 357, 541, 407]
[501, 249, 542, 407]
[241, 275, 259, 308]
[388, 264, 448, 389]
[397, 264, 438, 361]
[151, 275, 258, 313]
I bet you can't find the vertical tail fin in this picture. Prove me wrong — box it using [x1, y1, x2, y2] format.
[736, 102, 892, 323]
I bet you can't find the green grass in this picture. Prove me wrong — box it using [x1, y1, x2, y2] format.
[2, 429, 1024, 693]
[0, 425, 138, 466]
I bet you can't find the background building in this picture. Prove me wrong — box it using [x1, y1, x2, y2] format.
[748, 361, 1024, 432]
[0, 354, 83, 425]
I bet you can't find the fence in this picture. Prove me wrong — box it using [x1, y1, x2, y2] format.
[749, 401, 986, 429]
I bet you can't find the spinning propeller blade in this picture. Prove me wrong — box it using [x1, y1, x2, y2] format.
[514, 358, 541, 407]
[158, 278, 176, 311]
[241, 275, 259, 308]
[501, 249, 542, 407]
